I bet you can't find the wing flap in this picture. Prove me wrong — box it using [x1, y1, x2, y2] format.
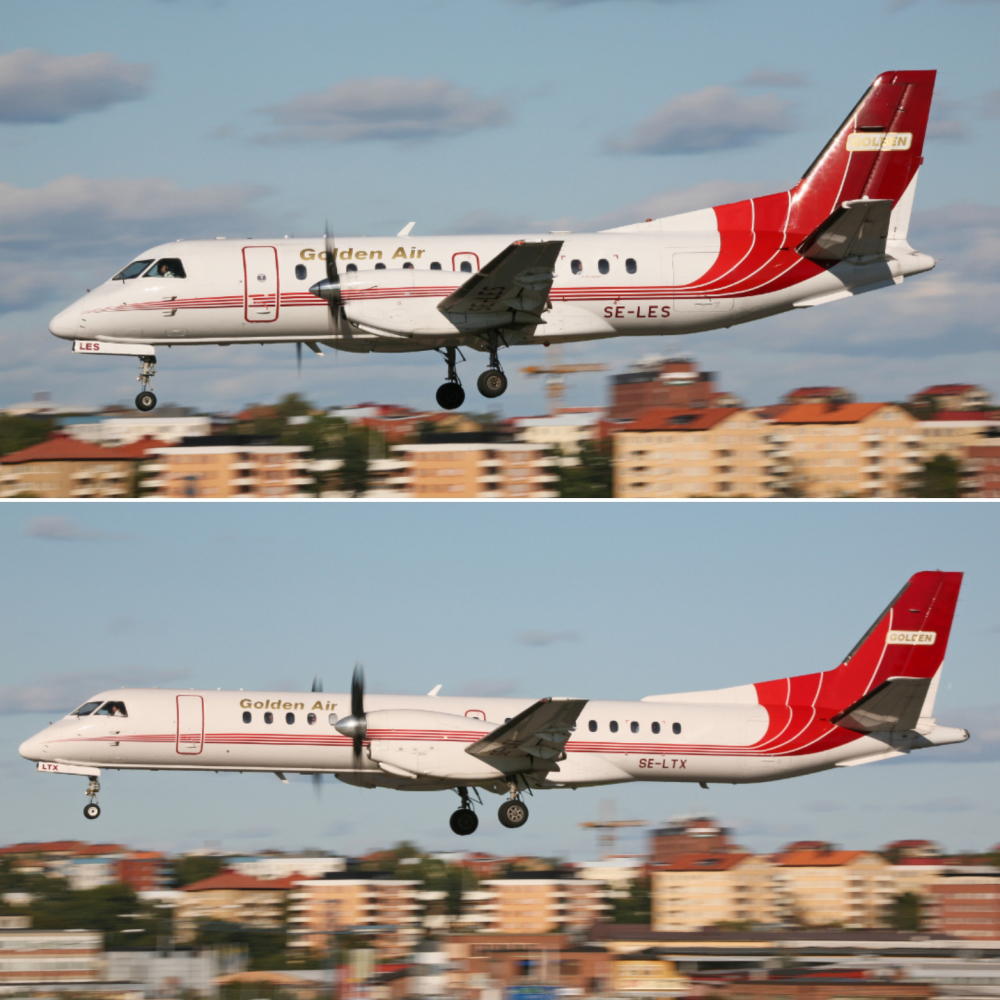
[831, 675, 932, 733]
[797, 198, 893, 261]
[466, 697, 587, 770]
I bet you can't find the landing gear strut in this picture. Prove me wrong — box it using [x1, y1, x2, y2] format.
[477, 331, 508, 399]
[135, 356, 157, 412]
[497, 779, 529, 828]
[449, 786, 479, 836]
[83, 778, 101, 820]
[436, 345, 465, 410]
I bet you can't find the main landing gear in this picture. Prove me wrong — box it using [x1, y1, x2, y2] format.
[135, 356, 157, 412]
[449, 787, 479, 836]
[436, 346, 465, 411]
[497, 777, 529, 829]
[83, 777, 101, 820]
[476, 331, 508, 400]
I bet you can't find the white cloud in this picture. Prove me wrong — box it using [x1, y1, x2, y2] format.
[256, 77, 510, 144]
[606, 86, 795, 154]
[0, 49, 150, 124]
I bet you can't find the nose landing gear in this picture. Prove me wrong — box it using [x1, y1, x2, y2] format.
[449, 786, 480, 835]
[83, 778, 101, 820]
[435, 346, 465, 410]
[135, 356, 157, 412]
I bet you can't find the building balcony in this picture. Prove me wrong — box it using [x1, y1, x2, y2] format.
[230, 476, 260, 486]
[477, 459, 502, 468]
[477, 475, 504, 484]
[287, 477, 315, 486]
[230, 462, 255, 471]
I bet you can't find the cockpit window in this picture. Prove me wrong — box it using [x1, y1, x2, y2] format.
[94, 701, 128, 718]
[71, 701, 102, 717]
[112, 260, 154, 281]
[145, 258, 186, 279]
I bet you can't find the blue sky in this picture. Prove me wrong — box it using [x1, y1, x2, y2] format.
[2, 501, 999, 861]
[1, 0, 999, 416]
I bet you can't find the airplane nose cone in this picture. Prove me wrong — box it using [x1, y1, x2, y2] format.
[49, 304, 82, 339]
[18, 733, 44, 760]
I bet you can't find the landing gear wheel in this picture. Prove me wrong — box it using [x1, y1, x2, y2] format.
[498, 799, 529, 828]
[477, 370, 508, 398]
[135, 391, 157, 412]
[436, 382, 465, 410]
[83, 803, 100, 820]
[449, 808, 479, 836]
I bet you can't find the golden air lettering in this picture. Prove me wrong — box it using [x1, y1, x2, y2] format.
[392, 246, 408, 259]
[300, 248, 385, 262]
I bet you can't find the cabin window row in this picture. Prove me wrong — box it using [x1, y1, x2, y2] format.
[587, 719, 681, 735]
[242, 711, 338, 726]
[295, 260, 474, 281]
[571, 258, 637, 276]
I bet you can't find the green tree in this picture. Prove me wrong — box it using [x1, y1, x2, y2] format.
[887, 891, 924, 931]
[611, 875, 650, 924]
[194, 919, 288, 969]
[910, 453, 963, 497]
[338, 425, 370, 496]
[0, 415, 54, 457]
[558, 441, 612, 497]
[172, 855, 225, 887]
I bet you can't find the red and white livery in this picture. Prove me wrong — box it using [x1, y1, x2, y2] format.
[49, 71, 939, 411]
[19, 571, 969, 835]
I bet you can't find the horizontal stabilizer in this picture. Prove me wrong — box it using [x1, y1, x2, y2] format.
[466, 697, 586, 768]
[797, 199, 893, 262]
[832, 675, 932, 733]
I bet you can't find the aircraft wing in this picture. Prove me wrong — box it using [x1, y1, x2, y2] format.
[466, 697, 587, 770]
[437, 240, 562, 320]
[831, 675, 932, 733]
[797, 198, 894, 261]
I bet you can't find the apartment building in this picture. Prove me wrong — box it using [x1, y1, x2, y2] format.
[613, 408, 772, 497]
[652, 854, 778, 931]
[0, 433, 166, 497]
[141, 439, 313, 497]
[911, 383, 995, 411]
[174, 871, 298, 942]
[509, 410, 604, 456]
[286, 875, 423, 958]
[389, 437, 559, 497]
[919, 412, 1000, 464]
[770, 847, 893, 928]
[0, 928, 102, 987]
[650, 817, 738, 865]
[63, 414, 212, 446]
[966, 444, 1000, 496]
[229, 854, 345, 881]
[927, 869, 1000, 939]
[609, 357, 736, 418]
[462, 872, 609, 934]
[764, 402, 920, 497]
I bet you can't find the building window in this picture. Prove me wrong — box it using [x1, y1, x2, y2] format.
[652, 721, 661, 734]
[630, 720, 639, 733]
[307, 712, 317, 725]
[264, 712, 273, 724]
[588, 720, 597, 732]
[242, 711, 252, 724]
[626, 258, 637, 274]
[609, 720, 619, 733]
[286, 712, 295, 724]
[598, 259, 609, 275]
[672, 722, 681, 735]
[571, 259, 582, 275]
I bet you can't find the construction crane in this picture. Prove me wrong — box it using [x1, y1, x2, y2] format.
[580, 800, 646, 858]
[520, 345, 607, 415]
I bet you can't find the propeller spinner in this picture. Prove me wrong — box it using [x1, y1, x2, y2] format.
[308, 222, 343, 335]
[334, 663, 366, 759]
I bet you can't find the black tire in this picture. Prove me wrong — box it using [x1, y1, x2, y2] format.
[83, 803, 100, 820]
[436, 382, 465, 410]
[498, 799, 529, 828]
[135, 391, 157, 412]
[477, 370, 508, 398]
[449, 808, 479, 836]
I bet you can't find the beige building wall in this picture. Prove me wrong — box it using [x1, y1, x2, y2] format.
[142, 445, 313, 497]
[767, 404, 920, 497]
[919, 417, 1000, 463]
[614, 411, 772, 497]
[467, 879, 609, 934]
[773, 853, 893, 928]
[174, 886, 289, 942]
[391, 443, 559, 497]
[0, 459, 135, 498]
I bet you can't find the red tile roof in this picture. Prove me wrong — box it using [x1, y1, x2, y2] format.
[769, 402, 886, 425]
[73, 843, 127, 856]
[924, 410, 1000, 422]
[180, 870, 300, 892]
[0, 841, 87, 855]
[613, 407, 743, 432]
[784, 387, 848, 398]
[656, 853, 751, 872]
[918, 384, 979, 396]
[772, 849, 867, 867]
[0, 433, 169, 464]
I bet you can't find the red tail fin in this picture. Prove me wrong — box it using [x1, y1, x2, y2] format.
[788, 71, 936, 238]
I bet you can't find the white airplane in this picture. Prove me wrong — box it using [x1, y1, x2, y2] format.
[49, 71, 937, 413]
[19, 571, 968, 836]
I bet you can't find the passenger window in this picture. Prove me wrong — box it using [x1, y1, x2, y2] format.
[146, 258, 186, 279]
[375, 262, 386, 270]
[460, 261, 472, 273]
[328, 713, 338, 725]
[571, 260, 582, 275]
[598, 259, 609, 275]
[588, 720, 597, 732]
[112, 260, 153, 281]
[673, 722, 681, 735]
[430, 261, 442, 270]
[403, 261, 414, 269]
[295, 264, 307, 280]
[626, 258, 637, 274]
[346, 263, 357, 272]
[96, 701, 127, 717]
[286, 712, 295, 724]
[71, 701, 103, 717]
[652, 721, 661, 735]
[242, 711, 252, 724]
[307, 712, 317, 725]
[264, 711, 273, 724]
[609, 720, 619, 733]
[630, 721, 639, 733]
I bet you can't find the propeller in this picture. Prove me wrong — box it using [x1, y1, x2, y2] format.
[334, 662, 366, 761]
[308, 221, 343, 336]
[296, 342, 302, 375]
[311, 675, 323, 796]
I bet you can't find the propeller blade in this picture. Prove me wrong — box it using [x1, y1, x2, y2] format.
[311, 675, 323, 693]
[296, 341, 302, 374]
[312, 772, 323, 799]
[351, 662, 364, 758]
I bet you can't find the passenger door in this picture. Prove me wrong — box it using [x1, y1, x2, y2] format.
[176, 695, 204, 755]
[243, 246, 280, 322]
